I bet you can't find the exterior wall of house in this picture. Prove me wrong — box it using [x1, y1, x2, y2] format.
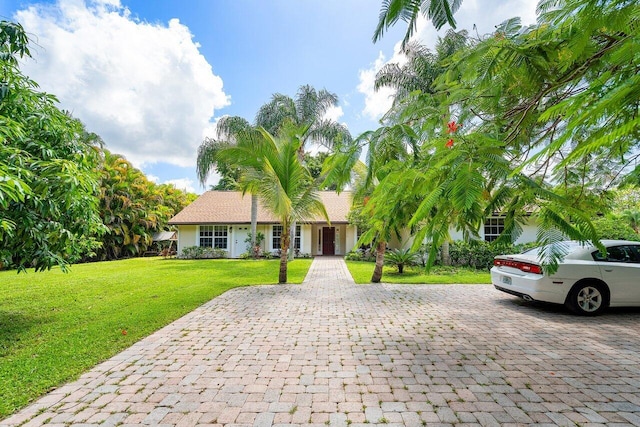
[179, 223, 357, 258]
[346, 226, 358, 254]
[176, 225, 197, 254]
[301, 224, 312, 255]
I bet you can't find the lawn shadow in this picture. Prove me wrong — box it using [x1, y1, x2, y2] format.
[0, 310, 46, 356]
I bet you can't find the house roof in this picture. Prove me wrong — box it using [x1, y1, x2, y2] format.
[168, 191, 353, 225]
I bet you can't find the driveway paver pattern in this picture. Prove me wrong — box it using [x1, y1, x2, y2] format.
[3, 256, 640, 426]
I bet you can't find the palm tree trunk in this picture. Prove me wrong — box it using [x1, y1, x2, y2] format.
[251, 194, 258, 258]
[441, 239, 451, 266]
[371, 240, 386, 283]
[279, 228, 290, 283]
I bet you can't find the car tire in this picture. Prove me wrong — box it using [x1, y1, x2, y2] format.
[565, 282, 609, 316]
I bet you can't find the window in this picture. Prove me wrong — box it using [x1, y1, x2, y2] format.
[272, 225, 283, 250]
[200, 225, 228, 249]
[272, 225, 301, 250]
[294, 225, 301, 250]
[199, 226, 213, 247]
[592, 245, 640, 263]
[484, 217, 504, 242]
[213, 225, 228, 249]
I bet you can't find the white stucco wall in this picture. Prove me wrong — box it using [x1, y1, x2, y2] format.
[345, 225, 357, 254]
[176, 225, 197, 255]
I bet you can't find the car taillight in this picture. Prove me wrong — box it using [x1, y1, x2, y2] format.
[494, 259, 542, 274]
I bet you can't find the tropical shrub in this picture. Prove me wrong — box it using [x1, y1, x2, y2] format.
[244, 231, 265, 258]
[345, 248, 376, 262]
[384, 248, 419, 273]
[592, 217, 640, 241]
[179, 246, 227, 259]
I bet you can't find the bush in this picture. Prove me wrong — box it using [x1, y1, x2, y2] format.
[384, 248, 419, 273]
[179, 246, 228, 259]
[345, 248, 375, 262]
[592, 217, 640, 241]
[415, 241, 538, 270]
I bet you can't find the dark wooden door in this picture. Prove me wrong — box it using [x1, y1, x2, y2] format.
[322, 227, 335, 255]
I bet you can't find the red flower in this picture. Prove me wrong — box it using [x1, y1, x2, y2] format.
[447, 121, 461, 134]
[121, 329, 128, 335]
[445, 139, 454, 148]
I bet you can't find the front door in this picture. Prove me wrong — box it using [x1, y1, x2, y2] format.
[322, 227, 335, 255]
[232, 226, 250, 258]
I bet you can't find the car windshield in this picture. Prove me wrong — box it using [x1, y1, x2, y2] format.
[522, 241, 587, 256]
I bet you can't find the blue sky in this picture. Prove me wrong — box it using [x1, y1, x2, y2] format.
[0, 0, 537, 193]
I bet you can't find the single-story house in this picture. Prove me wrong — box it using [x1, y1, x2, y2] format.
[168, 191, 359, 258]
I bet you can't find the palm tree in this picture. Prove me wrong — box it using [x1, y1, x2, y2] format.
[373, 0, 462, 48]
[256, 85, 352, 258]
[325, 123, 421, 282]
[218, 124, 329, 283]
[197, 86, 351, 258]
[256, 84, 352, 155]
[196, 116, 262, 254]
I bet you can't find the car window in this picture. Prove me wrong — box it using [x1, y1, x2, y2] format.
[592, 245, 640, 263]
[628, 245, 640, 263]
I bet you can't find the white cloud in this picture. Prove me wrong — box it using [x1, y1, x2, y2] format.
[15, 0, 230, 168]
[163, 178, 196, 194]
[323, 105, 344, 123]
[146, 174, 159, 183]
[357, 51, 397, 121]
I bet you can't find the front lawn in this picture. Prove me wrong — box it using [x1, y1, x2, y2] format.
[0, 257, 312, 419]
[346, 261, 491, 284]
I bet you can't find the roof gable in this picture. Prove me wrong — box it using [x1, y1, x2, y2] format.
[168, 191, 353, 225]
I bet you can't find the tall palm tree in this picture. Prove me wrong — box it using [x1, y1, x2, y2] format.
[256, 85, 352, 258]
[196, 116, 261, 253]
[256, 84, 352, 154]
[218, 124, 329, 283]
[197, 86, 351, 258]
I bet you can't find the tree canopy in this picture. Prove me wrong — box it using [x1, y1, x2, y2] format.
[1, 21, 105, 271]
[340, 0, 639, 273]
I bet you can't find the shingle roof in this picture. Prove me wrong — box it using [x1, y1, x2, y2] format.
[168, 191, 353, 225]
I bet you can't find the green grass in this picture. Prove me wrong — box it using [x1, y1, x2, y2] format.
[0, 257, 312, 419]
[346, 261, 491, 284]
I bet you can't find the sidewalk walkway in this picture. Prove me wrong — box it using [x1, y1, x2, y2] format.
[3, 257, 640, 426]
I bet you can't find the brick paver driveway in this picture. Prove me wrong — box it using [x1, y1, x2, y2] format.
[3, 257, 640, 426]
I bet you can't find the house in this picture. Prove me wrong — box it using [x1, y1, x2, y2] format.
[168, 191, 358, 258]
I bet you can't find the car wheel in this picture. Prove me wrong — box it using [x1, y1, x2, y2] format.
[565, 282, 609, 315]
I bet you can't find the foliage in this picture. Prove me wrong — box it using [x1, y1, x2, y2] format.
[348, 0, 640, 274]
[345, 260, 490, 284]
[0, 20, 105, 271]
[447, 240, 537, 270]
[0, 257, 312, 418]
[345, 248, 376, 262]
[373, 0, 461, 48]
[94, 150, 195, 260]
[592, 217, 640, 241]
[244, 231, 265, 258]
[179, 246, 228, 259]
[384, 248, 419, 273]
[216, 124, 329, 283]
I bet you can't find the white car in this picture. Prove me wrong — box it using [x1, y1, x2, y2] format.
[491, 240, 640, 315]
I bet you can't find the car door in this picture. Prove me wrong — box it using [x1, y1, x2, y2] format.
[593, 245, 640, 305]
